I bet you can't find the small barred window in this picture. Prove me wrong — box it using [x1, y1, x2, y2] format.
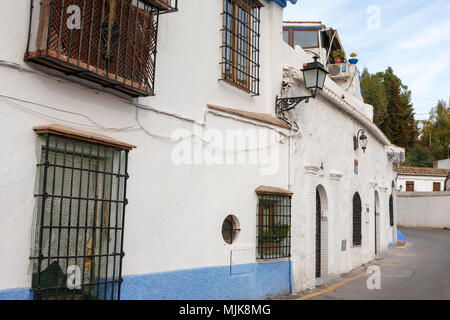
[257, 194, 291, 259]
[30, 133, 129, 300]
[352, 192, 362, 246]
[221, 0, 261, 95]
[389, 194, 394, 226]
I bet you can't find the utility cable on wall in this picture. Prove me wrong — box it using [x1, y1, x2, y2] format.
[0, 93, 300, 155]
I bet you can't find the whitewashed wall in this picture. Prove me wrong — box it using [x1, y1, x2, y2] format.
[0, 0, 291, 291]
[281, 45, 397, 292]
[397, 175, 447, 192]
[397, 192, 450, 228]
[0, 0, 397, 297]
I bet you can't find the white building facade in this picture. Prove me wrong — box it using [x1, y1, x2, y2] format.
[396, 167, 450, 192]
[0, 0, 402, 300]
[434, 158, 450, 169]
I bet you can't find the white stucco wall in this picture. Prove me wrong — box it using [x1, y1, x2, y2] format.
[397, 175, 447, 192]
[0, 0, 397, 296]
[436, 159, 450, 169]
[0, 0, 290, 291]
[397, 192, 450, 228]
[280, 45, 396, 291]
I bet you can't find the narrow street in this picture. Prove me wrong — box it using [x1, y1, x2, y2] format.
[293, 228, 450, 300]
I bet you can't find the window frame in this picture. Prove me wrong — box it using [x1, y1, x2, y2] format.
[221, 215, 240, 244]
[283, 27, 320, 49]
[221, 0, 261, 95]
[389, 194, 394, 226]
[406, 181, 414, 192]
[256, 194, 292, 260]
[433, 182, 441, 192]
[352, 192, 362, 247]
[30, 132, 131, 300]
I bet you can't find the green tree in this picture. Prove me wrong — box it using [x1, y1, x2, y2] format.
[403, 145, 434, 167]
[361, 67, 419, 150]
[420, 100, 450, 160]
[360, 69, 388, 130]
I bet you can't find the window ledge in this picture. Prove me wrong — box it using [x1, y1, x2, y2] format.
[255, 186, 294, 197]
[34, 124, 137, 150]
[256, 257, 290, 264]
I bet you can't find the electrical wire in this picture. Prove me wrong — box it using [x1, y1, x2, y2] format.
[0, 92, 299, 155]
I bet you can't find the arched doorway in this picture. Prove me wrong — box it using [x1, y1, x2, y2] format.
[374, 191, 381, 255]
[315, 185, 328, 278]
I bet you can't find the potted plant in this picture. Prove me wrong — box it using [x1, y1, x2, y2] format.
[349, 52, 358, 65]
[258, 224, 291, 257]
[332, 50, 346, 64]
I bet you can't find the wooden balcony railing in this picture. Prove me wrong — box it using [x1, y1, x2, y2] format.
[25, 0, 176, 97]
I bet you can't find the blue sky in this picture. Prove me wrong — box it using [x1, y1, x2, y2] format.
[284, 0, 450, 120]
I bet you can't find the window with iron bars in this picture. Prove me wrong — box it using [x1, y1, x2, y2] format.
[221, 0, 261, 95]
[30, 133, 129, 300]
[389, 194, 394, 226]
[26, 0, 178, 97]
[352, 192, 362, 246]
[257, 194, 291, 259]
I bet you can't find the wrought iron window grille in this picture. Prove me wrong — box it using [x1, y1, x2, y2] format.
[26, 0, 178, 97]
[220, 0, 261, 96]
[389, 194, 394, 226]
[30, 134, 129, 300]
[352, 192, 362, 246]
[257, 194, 291, 259]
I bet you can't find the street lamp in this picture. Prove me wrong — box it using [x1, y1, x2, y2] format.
[354, 129, 368, 153]
[275, 56, 328, 115]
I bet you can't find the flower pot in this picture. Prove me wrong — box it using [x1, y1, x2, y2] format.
[334, 57, 344, 64]
[349, 58, 359, 65]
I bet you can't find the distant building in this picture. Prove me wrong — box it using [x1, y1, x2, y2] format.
[396, 166, 450, 192]
[434, 158, 450, 169]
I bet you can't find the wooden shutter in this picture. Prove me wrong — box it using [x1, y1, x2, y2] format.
[406, 181, 414, 192]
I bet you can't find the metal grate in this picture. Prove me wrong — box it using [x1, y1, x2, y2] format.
[30, 134, 129, 300]
[220, 0, 261, 95]
[389, 194, 394, 226]
[26, 0, 165, 97]
[315, 189, 321, 278]
[352, 192, 362, 246]
[257, 194, 291, 259]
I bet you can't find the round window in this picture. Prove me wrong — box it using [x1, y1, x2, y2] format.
[221, 215, 240, 244]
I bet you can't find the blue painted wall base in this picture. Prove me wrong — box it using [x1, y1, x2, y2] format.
[0, 261, 291, 300]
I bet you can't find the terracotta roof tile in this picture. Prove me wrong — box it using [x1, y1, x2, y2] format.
[33, 124, 136, 150]
[255, 186, 293, 197]
[207, 104, 292, 130]
[396, 166, 450, 177]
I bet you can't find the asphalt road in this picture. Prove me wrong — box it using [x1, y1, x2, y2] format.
[300, 228, 450, 300]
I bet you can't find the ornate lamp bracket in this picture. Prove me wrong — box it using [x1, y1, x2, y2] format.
[275, 95, 314, 113]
